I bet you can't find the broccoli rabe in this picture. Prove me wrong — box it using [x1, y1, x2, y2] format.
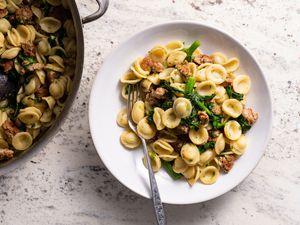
[236, 115, 251, 133]
[162, 161, 182, 180]
[198, 141, 216, 153]
[181, 109, 201, 130]
[182, 40, 201, 62]
[147, 109, 154, 125]
[226, 86, 244, 101]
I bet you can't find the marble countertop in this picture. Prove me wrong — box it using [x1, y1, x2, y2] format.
[1, 0, 300, 224]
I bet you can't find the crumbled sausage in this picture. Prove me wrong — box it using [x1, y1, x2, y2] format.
[170, 140, 184, 153]
[140, 57, 152, 71]
[193, 54, 213, 65]
[36, 86, 50, 98]
[27, 63, 44, 71]
[2, 120, 19, 137]
[174, 125, 190, 135]
[0, 149, 14, 161]
[221, 77, 233, 87]
[21, 43, 36, 57]
[0, 9, 8, 18]
[176, 61, 191, 76]
[1, 60, 14, 73]
[152, 87, 166, 99]
[219, 155, 236, 172]
[152, 61, 164, 73]
[198, 111, 209, 126]
[47, 71, 59, 83]
[242, 108, 258, 125]
[16, 6, 33, 23]
[145, 87, 167, 106]
[211, 104, 222, 115]
[209, 129, 221, 138]
[145, 93, 159, 106]
[140, 57, 164, 73]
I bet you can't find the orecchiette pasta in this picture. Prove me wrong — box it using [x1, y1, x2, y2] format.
[222, 57, 240, 73]
[12, 132, 33, 151]
[162, 108, 181, 129]
[199, 166, 219, 184]
[167, 50, 187, 66]
[173, 97, 192, 118]
[233, 75, 251, 94]
[118, 40, 258, 186]
[187, 166, 201, 186]
[224, 120, 242, 141]
[181, 143, 200, 166]
[0, 18, 11, 34]
[231, 134, 247, 155]
[182, 166, 196, 179]
[152, 139, 174, 155]
[189, 126, 209, 145]
[210, 52, 227, 64]
[121, 71, 141, 84]
[131, 100, 145, 124]
[173, 157, 188, 173]
[137, 117, 156, 139]
[116, 108, 128, 128]
[159, 68, 175, 81]
[39, 17, 62, 33]
[215, 133, 226, 155]
[206, 64, 227, 84]
[120, 130, 141, 149]
[165, 40, 184, 52]
[222, 99, 243, 118]
[149, 45, 168, 63]
[143, 151, 162, 172]
[131, 57, 150, 79]
[199, 150, 215, 166]
[196, 80, 216, 96]
[0, 2, 76, 162]
[153, 107, 165, 130]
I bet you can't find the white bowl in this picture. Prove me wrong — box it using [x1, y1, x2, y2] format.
[89, 21, 272, 204]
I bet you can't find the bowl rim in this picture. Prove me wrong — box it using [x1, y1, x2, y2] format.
[89, 20, 273, 205]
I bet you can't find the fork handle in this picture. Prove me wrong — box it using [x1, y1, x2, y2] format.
[141, 139, 166, 225]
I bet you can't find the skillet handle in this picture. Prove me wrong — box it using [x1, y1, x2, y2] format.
[82, 0, 109, 24]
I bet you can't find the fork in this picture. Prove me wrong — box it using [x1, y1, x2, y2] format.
[127, 84, 166, 225]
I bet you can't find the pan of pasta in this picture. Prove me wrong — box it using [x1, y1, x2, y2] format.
[0, 0, 108, 173]
[89, 21, 272, 204]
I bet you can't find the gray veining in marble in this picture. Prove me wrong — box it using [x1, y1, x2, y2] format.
[1, 0, 300, 224]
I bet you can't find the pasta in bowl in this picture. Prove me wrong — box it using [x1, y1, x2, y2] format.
[118, 40, 259, 186]
[89, 21, 272, 204]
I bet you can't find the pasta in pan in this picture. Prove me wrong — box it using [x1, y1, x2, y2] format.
[0, 1, 76, 162]
[117, 40, 258, 186]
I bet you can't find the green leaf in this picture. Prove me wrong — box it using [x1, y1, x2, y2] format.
[226, 86, 244, 101]
[181, 108, 201, 129]
[162, 161, 182, 180]
[161, 100, 173, 110]
[198, 141, 215, 153]
[236, 115, 251, 133]
[147, 109, 154, 124]
[185, 77, 196, 94]
[182, 40, 201, 62]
